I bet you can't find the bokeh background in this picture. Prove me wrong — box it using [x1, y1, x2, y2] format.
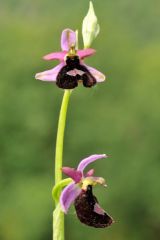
[0, 0, 160, 239]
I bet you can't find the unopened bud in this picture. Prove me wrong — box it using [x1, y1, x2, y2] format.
[82, 1, 100, 48]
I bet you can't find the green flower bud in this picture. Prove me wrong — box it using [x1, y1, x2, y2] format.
[82, 1, 100, 48]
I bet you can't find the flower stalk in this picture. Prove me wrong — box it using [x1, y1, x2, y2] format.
[53, 89, 72, 240]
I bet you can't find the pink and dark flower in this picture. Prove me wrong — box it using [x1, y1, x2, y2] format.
[60, 154, 114, 228]
[35, 29, 105, 89]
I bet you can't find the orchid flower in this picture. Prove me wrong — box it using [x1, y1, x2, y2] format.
[60, 154, 114, 228]
[35, 29, 105, 89]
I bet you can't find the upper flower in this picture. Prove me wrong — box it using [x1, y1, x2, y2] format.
[60, 154, 113, 228]
[35, 29, 105, 89]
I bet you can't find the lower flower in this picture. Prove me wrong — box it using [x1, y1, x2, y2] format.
[60, 154, 114, 228]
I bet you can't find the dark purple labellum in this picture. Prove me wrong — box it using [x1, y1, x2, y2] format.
[74, 185, 114, 228]
[56, 55, 96, 89]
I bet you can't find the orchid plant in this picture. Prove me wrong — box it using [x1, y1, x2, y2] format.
[35, 2, 113, 240]
[60, 154, 113, 228]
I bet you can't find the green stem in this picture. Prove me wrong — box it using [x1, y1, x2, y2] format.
[53, 89, 72, 240]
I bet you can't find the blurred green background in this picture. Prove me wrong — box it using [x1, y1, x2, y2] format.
[0, 0, 160, 239]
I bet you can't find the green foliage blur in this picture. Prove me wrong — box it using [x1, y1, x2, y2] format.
[0, 0, 160, 239]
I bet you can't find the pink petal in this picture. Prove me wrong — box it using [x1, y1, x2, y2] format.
[77, 48, 96, 59]
[43, 51, 67, 61]
[60, 182, 81, 213]
[35, 63, 65, 81]
[77, 154, 107, 173]
[85, 169, 95, 177]
[61, 29, 76, 51]
[84, 64, 106, 82]
[62, 167, 82, 183]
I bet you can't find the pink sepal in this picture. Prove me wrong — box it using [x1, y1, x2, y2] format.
[43, 51, 67, 61]
[77, 48, 96, 59]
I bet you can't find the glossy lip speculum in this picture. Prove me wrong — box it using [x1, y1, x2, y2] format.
[35, 29, 106, 89]
[60, 154, 114, 228]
